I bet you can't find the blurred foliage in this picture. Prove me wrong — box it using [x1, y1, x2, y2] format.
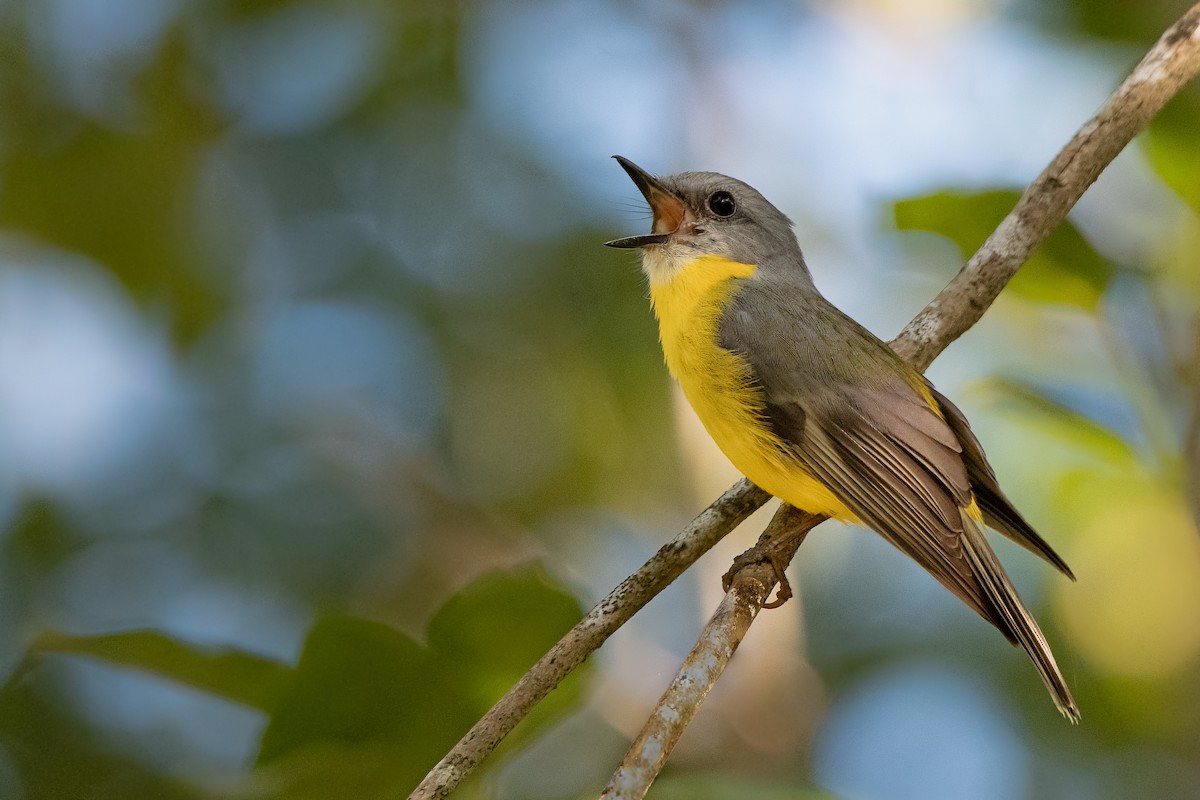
[0, 0, 1197, 799]
[981, 378, 1145, 467]
[27, 629, 291, 711]
[4, 568, 584, 799]
[1051, 0, 1191, 43]
[1147, 90, 1200, 217]
[894, 190, 1118, 310]
[254, 567, 586, 798]
[0, 28, 224, 340]
[646, 774, 833, 800]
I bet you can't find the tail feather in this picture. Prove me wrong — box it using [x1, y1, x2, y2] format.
[961, 514, 1080, 723]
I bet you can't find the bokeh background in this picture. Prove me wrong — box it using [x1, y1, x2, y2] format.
[1, 0, 1198, 798]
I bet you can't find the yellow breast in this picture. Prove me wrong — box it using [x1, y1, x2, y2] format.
[649, 255, 854, 520]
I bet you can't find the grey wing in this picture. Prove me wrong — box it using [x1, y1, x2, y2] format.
[925, 381, 1075, 580]
[777, 384, 1013, 634]
[719, 291, 1001, 627]
[720, 292, 1079, 719]
[771, 384, 1079, 719]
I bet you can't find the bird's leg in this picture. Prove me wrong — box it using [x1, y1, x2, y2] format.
[721, 505, 825, 609]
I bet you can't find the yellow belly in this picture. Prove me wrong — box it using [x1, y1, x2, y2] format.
[650, 255, 856, 521]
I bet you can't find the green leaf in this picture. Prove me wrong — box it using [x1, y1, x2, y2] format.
[1049, 0, 1180, 44]
[28, 630, 292, 712]
[1146, 90, 1200, 216]
[256, 564, 587, 798]
[894, 189, 1117, 311]
[251, 741, 440, 800]
[0, 677, 203, 800]
[19, 566, 588, 799]
[255, 616, 471, 767]
[426, 564, 585, 712]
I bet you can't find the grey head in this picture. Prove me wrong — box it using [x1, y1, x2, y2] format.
[604, 155, 808, 285]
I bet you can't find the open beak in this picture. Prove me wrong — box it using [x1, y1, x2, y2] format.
[604, 156, 688, 248]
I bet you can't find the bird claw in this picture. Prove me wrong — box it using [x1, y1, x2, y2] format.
[722, 545, 794, 609]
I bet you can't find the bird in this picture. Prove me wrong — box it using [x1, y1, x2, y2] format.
[605, 155, 1079, 722]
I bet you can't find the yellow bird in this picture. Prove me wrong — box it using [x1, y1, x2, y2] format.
[606, 156, 1079, 721]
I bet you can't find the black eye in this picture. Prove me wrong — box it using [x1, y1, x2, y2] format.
[706, 190, 736, 218]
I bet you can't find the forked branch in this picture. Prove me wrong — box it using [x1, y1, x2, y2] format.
[602, 7, 1200, 799]
[411, 6, 1200, 798]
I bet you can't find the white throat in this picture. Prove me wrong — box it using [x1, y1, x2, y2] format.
[641, 242, 718, 285]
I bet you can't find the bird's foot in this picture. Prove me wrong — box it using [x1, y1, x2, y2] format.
[722, 543, 793, 609]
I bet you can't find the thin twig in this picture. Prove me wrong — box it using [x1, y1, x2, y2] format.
[893, 2, 1200, 372]
[412, 7, 1200, 799]
[602, 7, 1200, 798]
[599, 506, 819, 800]
[409, 480, 769, 800]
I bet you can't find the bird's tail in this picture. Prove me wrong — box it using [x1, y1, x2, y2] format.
[961, 516, 1080, 723]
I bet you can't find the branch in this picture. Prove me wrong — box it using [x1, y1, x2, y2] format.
[601, 6, 1200, 798]
[893, 3, 1200, 371]
[599, 505, 819, 800]
[412, 7, 1200, 798]
[409, 480, 770, 800]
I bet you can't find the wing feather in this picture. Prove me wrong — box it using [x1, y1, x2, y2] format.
[924, 382, 1075, 579]
[717, 280, 1077, 718]
[798, 402, 992, 621]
